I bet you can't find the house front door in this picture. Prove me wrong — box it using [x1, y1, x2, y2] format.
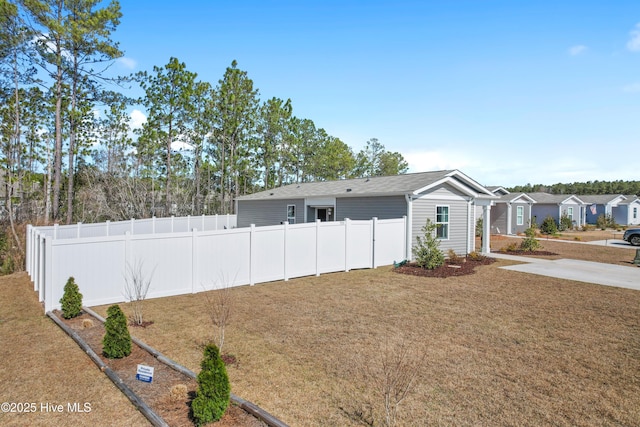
[317, 208, 327, 221]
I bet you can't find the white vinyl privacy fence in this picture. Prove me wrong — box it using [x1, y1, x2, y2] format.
[26, 216, 407, 313]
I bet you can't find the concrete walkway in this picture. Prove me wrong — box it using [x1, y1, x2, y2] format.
[492, 252, 640, 291]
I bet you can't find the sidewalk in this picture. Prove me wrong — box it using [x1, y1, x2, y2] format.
[492, 252, 640, 291]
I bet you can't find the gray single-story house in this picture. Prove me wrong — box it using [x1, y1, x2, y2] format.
[581, 194, 640, 226]
[235, 170, 498, 256]
[528, 193, 587, 228]
[618, 196, 640, 225]
[489, 191, 536, 235]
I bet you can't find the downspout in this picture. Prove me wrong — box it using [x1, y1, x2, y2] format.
[405, 193, 413, 261]
[467, 199, 473, 253]
[506, 202, 512, 234]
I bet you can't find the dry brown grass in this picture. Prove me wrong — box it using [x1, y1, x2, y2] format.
[490, 235, 638, 266]
[89, 260, 640, 426]
[0, 273, 149, 427]
[5, 231, 640, 426]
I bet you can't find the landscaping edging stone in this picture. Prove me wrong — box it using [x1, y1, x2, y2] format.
[49, 306, 289, 427]
[47, 311, 168, 427]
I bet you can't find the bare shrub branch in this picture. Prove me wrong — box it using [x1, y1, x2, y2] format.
[360, 334, 426, 427]
[202, 275, 236, 353]
[123, 259, 155, 326]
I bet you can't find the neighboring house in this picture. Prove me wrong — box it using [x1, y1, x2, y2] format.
[490, 192, 536, 235]
[235, 170, 497, 256]
[616, 195, 640, 226]
[528, 193, 587, 228]
[581, 194, 629, 225]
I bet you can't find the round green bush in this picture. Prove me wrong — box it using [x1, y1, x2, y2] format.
[102, 305, 132, 359]
[192, 343, 230, 425]
[60, 276, 83, 319]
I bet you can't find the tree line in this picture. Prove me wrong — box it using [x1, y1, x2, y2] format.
[508, 180, 640, 196]
[0, 0, 409, 231]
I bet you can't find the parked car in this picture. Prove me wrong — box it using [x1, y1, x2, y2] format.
[623, 228, 640, 246]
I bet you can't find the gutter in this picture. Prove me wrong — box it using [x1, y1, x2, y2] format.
[405, 193, 413, 261]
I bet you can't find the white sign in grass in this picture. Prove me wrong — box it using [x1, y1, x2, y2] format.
[136, 364, 154, 383]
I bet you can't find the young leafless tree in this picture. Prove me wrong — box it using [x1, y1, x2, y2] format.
[362, 335, 426, 427]
[123, 259, 155, 326]
[202, 278, 236, 353]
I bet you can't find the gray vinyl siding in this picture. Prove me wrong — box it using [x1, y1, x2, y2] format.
[336, 196, 406, 220]
[411, 198, 470, 256]
[531, 204, 557, 226]
[237, 199, 304, 227]
[511, 203, 530, 234]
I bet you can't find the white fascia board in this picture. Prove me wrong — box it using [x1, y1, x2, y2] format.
[413, 176, 481, 198]
[509, 193, 536, 204]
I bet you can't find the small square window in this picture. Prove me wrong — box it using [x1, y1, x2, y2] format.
[287, 205, 296, 224]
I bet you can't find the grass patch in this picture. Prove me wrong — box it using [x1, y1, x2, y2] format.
[91, 262, 640, 426]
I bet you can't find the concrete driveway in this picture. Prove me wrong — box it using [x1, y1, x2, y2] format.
[493, 253, 640, 291]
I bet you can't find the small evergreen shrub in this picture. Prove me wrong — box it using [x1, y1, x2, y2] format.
[539, 215, 558, 235]
[520, 225, 541, 252]
[475, 217, 483, 237]
[413, 219, 445, 270]
[192, 343, 231, 426]
[558, 213, 573, 231]
[60, 277, 83, 319]
[102, 305, 132, 359]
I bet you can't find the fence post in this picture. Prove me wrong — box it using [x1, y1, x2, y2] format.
[187, 215, 191, 232]
[53, 223, 58, 239]
[372, 217, 378, 269]
[316, 219, 321, 276]
[44, 237, 53, 313]
[25, 225, 31, 276]
[249, 224, 255, 285]
[171, 216, 174, 233]
[130, 218, 135, 234]
[226, 214, 230, 229]
[201, 214, 205, 232]
[152, 216, 156, 234]
[214, 214, 218, 230]
[77, 222, 82, 238]
[344, 219, 350, 272]
[283, 221, 289, 281]
[403, 215, 408, 260]
[106, 220, 110, 237]
[38, 234, 45, 300]
[191, 228, 198, 294]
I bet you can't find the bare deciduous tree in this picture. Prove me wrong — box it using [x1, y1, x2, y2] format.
[123, 259, 155, 326]
[202, 278, 235, 353]
[361, 335, 426, 427]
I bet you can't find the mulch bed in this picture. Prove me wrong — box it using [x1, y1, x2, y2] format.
[394, 256, 496, 277]
[54, 310, 265, 427]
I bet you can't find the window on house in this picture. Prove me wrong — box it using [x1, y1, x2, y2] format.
[436, 206, 449, 239]
[516, 206, 524, 226]
[567, 207, 573, 218]
[634, 207, 637, 220]
[287, 205, 296, 224]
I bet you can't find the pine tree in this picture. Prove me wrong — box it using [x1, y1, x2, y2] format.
[59, 276, 82, 319]
[192, 343, 230, 425]
[102, 304, 131, 359]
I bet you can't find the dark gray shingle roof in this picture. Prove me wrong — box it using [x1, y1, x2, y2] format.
[236, 170, 494, 201]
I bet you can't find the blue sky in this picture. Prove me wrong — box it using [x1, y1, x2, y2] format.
[109, 1, 640, 187]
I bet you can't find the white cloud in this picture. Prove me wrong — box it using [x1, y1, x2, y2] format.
[117, 57, 137, 70]
[623, 82, 640, 93]
[627, 23, 640, 52]
[568, 45, 587, 56]
[130, 109, 147, 129]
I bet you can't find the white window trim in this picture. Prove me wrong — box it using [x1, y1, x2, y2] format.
[516, 206, 524, 226]
[287, 204, 296, 224]
[435, 205, 450, 240]
[567, 207, 573, 218]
